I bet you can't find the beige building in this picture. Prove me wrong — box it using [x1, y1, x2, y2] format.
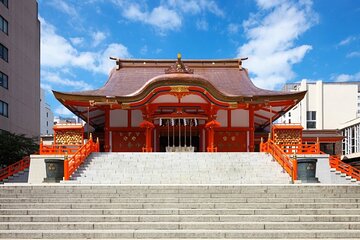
[0, 0, 40, 137]
[280, 80, 359, 130]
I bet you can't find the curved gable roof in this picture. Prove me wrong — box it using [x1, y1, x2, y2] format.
[63, 58, 305, 101]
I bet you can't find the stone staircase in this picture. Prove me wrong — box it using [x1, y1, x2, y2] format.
[69, 152, 291, 184]
[0, 168, 29, 184]
[0, 185, 360, 239]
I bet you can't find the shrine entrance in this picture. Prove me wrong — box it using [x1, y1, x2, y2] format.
[156, 118, 202, 152]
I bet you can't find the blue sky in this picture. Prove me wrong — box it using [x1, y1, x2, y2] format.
[38, 0, 360, 117]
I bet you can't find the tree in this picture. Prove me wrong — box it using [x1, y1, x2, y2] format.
[0, 132, 38, 167]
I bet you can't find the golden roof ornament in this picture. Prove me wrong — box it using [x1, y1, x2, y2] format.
[165, 53, 194, 74]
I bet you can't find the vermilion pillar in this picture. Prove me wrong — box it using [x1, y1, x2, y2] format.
[249, 105, 255, 152]
[104, 108, 110, 152]
[205, 120, 220, 152]
[140, 120, 155, 152]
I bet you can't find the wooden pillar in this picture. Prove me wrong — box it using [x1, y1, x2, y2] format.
[205, 120, 220, 152]
[140, 120, 154, 152]
[104, 108, 110, 152]
[249, 105, 255, 152]
[144, 127, 154, 152]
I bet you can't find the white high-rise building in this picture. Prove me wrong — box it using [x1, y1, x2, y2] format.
[40, 89, 54, 135]
[280, 80, 359, 130]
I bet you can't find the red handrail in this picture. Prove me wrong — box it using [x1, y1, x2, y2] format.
[261, 139, 297, 181]
[329, 155, 360, 181]
[276, 142, 320, 154]
[0, 156, 30, 182]
[63, 136, 99, 180]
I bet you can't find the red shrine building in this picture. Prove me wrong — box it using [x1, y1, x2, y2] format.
[53, 55, 306, 153]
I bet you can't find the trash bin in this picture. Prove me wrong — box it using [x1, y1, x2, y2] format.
[297, 158, 319, 183]
[43, 159, 64, 183]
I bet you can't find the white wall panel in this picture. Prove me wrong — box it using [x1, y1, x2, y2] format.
[110, 110, 127, 127]
[231, 109, 249, 127]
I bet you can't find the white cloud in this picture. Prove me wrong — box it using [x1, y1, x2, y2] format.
[41, 71, 93, 91]
[333, 72, 360, 82]
[140, 45, 148, 55]
[95, 43, 131, 74]
[40, 17, 131, 74]
[91, 31, 107, 47]
[338, 36, 358, 46]
[40, 83, 53, 93]
[111, 0, 223, 34]
[347, 51, 360, 58]
[196, 19, 208, 31]
[167, 0, 224, 17]
[227, 23, 240, 34]
[55, 106, 74, 116]
[121, 3, 181, 33]
[49, 0, 78, 18]
[70, 37, 84, 46]
[237, 0, 317, 89]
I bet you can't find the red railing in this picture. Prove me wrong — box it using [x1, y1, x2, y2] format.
[329, 155, 360, 181]
[0, 156, 30, 182]
[260, 139, 297, 181]
[39, 143, 82, 155]
[64, 136, 99, 180]
[277, 142, 320, 154]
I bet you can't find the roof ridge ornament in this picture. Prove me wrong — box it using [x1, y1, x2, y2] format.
[165, 53, 194, 74]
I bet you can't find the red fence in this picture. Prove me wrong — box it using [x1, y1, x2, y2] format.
[329, 155, 360, 181]
[64, 136, 99, 180]
[39, 144, 81, 155]
[277, 143, 320, 154]
[260, 139, 297, 181]
[0, 156, 30, 182]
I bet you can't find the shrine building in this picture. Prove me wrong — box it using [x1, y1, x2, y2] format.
[53, 55, 306, 153]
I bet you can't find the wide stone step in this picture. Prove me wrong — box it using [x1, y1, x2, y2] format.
[1, 214, 360, 222]
[0, 221, 360, 230]
[1, 208, 360, 215]
[1, 202, 359, 209]
[1, 229, 360, 239]
[1, 197, 359, 203]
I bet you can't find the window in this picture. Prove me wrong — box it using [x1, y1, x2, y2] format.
[0, 100, 8, 117]
[46, 121, 48, 127]
[306, 111, 316, 129]
[0, 15, 7, 34]
[0, 71, 7, 89]
[0, 43, 8, 62]
[0, 0, 8, 8]
[46, 112, 48, 118]
[288, 112, 291, 117]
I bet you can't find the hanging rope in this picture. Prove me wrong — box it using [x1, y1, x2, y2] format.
[190, 118, 192, 147]
[167, 119, 170, 147]
[184, 118, 187, 147]
[179, 119, 181, 147]
[172, 118, 175, 147]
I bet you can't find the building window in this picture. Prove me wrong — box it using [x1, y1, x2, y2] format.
[46, 112, 48, 118]
[0, 15, 7, 34]
[306, 111, 316, 129]
[0, 43, 8, 62]
[0, 71, 7, 89]
[0, 0, 8, 8]
[288, 112, 291, 117]
[0, 100, 8, 117]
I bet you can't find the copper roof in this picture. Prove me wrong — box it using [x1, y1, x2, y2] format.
[57, 58, 305, 102]
[53, 58, 307, 129]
